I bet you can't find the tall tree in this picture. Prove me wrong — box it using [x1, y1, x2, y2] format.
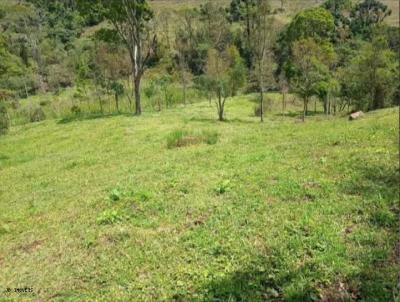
[250, 0, 275, 122]
[79, 0, 157, 115]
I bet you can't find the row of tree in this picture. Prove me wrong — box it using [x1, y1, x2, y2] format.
[0, 0, 399, 126]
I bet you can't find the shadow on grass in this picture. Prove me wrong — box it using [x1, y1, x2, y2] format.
[57, 112, 134, 124]
[275, 111, 325, 118]
[339, 163, 399, 300]
[188, 117, 258, 125]
[168, 164, 399, 302]
[168, 253, 356, 302]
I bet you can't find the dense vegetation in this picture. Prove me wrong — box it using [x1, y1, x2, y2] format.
[0, 0, 399, 301]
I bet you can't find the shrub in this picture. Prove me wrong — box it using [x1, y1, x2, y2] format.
[39, 100, 50, 107]
[71, 104, 81, 115]
[214, 180, 231, 195]
[109, 188, 122, 202]
[0, 102, 10, 135]
[29, 107, 46, 123]
[167, 129, 218, 149]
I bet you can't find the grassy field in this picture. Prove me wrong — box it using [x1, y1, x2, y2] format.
[0, 96, 399, 301]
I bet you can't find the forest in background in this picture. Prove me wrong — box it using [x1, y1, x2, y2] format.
[0, 0, 399, 129]
[0, 0, 400, 132]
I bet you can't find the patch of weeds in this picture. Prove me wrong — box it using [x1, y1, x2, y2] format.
[214, 180, 231, 195]
[0, 224, 11, 236]
[133, 190, 152, 202]
[202, 130, 218, 145]
[369, 208, 396, 227]
[179, 186, 189, 195]
[167, 129, 218, 149]
[109, 188, 123, 202]
[97, 209, 123, 225]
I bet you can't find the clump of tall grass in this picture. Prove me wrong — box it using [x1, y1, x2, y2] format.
[167, 129, 218, 149]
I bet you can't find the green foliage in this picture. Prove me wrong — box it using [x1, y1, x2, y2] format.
[350, 0, 392, 39]
[214, 179, 231, 194]
[0, 101, 9, 135]
[167, 129, 218, 149]
[109, 188, 122, 202]
[338, 36, 398, 111]
[286, 7, 335, 43]
[26, 105, 46, 122]
[96, 209, 123, 225]
[70, 104, 81, 115]
[291, 38, 336, 98]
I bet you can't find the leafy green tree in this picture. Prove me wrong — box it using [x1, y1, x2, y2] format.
[227, 45, 247, 97]
[338, 36, 398, 111]
[290, 38, 336, 120]
[276, 7, 335, 80]
[350, 0, 391, 39]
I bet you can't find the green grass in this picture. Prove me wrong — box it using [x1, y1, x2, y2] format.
[0, 96, 398, 301]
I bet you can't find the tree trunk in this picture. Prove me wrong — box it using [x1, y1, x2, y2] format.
[217, 91, 224, 121]
[282, 92, 286, 113]
[115, 93, 119, 113]
[98, 97, 103, 114]
[182, 80, 187, 106]
[260, 86, 264, 122]
[134, 77, 141, 115]
[302, 97, 307, 122]
[314, 99, 317, 113]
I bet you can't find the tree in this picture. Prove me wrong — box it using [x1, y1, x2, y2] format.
[350, 0, 391, 39]
[276, 7, 335, 81]
[338, 36, 398, 111]
[290, 38, 336, 121]
[250, 0, 275, 122]
[205, 48, 230, 121]
[174, 18, 194, 106]
[78, 0, 157, 115]
[226, 45, 247, 97]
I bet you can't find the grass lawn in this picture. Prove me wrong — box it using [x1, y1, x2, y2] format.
[0, 96, 399, 301]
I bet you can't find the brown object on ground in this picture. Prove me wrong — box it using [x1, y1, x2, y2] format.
[349, 111, 364, 121]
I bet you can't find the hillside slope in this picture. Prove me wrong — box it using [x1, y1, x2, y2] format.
[0, 99, 399, 301]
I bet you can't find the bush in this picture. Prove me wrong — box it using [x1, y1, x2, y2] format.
[109, 188, 122, 202]
[167, 129, 218, 149]
[39, 100, 50, 107]
[29, 106, 46, 122]
[0, 102, 10, 135]
[71, 104, 81, 115]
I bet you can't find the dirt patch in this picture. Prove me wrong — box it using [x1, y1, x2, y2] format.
[18, 240, 42, 253]
[319, 281, 359, 302]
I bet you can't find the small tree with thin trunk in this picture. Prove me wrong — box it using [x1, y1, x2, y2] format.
[205, 48, 230, 121]
[250, 0, 276, 122]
